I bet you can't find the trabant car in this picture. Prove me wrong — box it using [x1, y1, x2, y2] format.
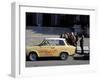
[26, 38, 76, 61]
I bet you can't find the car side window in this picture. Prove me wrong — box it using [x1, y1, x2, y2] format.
[47, 40, 65, 46]
[59, 40, 65, 45]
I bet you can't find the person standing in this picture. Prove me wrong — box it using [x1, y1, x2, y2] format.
[80, 35, 84, 54]
[74, 32, 79, 53]
[64, 32, 69, 43]
[60, 33, 63, 38]
[60, 33, 65, 38]
[70, 32, 76, 46]
[75, 32, 79, 47]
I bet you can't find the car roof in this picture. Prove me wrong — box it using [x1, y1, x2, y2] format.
[45, 38, 65, 40]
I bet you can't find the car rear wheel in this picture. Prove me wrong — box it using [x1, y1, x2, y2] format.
[60, 52, 68, 60]
[29, 53, 37, 61]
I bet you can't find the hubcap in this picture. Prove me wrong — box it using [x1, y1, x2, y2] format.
[30, 54, 36, 61]
[61, 54, 67, 60]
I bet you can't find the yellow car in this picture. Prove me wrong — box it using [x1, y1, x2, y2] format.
[26, 38, 76, 61]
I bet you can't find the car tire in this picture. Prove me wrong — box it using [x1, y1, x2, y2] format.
[60, 52, 68, 60]
[29, 53, 37, 61]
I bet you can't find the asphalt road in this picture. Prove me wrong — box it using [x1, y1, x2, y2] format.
[26, 56, 89, 67]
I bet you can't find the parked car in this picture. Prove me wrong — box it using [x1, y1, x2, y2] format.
[26, 38, 76, 61]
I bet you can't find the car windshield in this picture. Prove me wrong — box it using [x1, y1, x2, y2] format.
[39, 39, 65, 46]
[38, 39, 50, 46]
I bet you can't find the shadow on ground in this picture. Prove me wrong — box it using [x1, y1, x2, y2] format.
[73, 52, 89, 60]
[26, 53, 89, 61]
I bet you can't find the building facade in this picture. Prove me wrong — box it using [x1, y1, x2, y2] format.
[26, 13, 89, 37]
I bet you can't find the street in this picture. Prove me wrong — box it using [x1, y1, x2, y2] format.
[26, 56, 89, 67]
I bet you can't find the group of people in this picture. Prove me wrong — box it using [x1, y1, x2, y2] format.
[60, 32, 84, 54]
[60, 32, 79, 46]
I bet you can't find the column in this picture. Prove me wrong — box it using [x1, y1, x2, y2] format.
[36, 13, 43, 27]
[51, 14, 58, 26]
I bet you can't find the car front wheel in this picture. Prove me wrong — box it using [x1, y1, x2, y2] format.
[29, 53, 37, 61]
[60, 52, 68, 60]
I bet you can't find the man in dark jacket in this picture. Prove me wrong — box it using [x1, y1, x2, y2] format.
[80, 35, 84, 54]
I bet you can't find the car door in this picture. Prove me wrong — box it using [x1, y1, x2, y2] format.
[38, 45, 52, 57]
[37, 40, 52, 57]
[49, 45, 58, 56]
[48, 40, 60, 56]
